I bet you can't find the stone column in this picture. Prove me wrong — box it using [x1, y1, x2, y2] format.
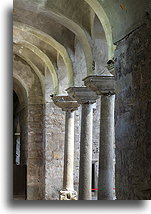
[83, 66, 115, 200]
[52, 96, 79, 200]
[66, 87, 98, 200]
[98, 94, 115, 200]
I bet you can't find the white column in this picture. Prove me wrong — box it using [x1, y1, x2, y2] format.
[63, 110, 75, 191]
[52, 95, 79, 200]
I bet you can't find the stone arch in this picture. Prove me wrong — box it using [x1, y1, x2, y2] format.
[84, 0, 115, 59]
[13, 76, 28, 162]
[13, 75, 28, 104]
[13, 77, 28, 199]
[13, 56, 45, 200]
[14, 22, 74, 87]
[43, 9, 93, 75]
[13, 54, 43, 103]
[14, 44, 45, 96]
[13, 40, 59, 94]
[14, 2, 94, 76]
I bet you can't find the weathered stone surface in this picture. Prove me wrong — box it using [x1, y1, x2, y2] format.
[67, 87, 98, 104]
[84, 75, 115, 96]
[13, 0, 151, 201]
[115, 19, 151, 200]
[59, 190, 77, 200]
[67, 86, 99, 200]
[84, 72, 115, 200]
[27, 104, 45, 200]
[78, 103, 93, 200]
[52, 95, 79, 111]
[98, 95, 115, 200]
[44, 97, 100, 200]
[45, 102, 65, 200]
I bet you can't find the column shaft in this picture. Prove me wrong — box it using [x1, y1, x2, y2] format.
[79, 103, 93, 200]
[52, 95, 79, 200]
[98, 95, 115, 200]
[63, 110, 75, 190]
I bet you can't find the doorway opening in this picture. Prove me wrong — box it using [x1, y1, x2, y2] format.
[13, 90, 27, 200]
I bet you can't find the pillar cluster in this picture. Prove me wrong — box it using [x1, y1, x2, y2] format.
[52, 64, 116, 200]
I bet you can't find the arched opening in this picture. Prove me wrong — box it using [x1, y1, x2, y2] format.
[13, 90, 27, 200]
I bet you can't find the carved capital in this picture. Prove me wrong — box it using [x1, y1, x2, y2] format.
[83, 75, 115, 96]
[66, 87, 98, 104]
[52, 95, 79, 111]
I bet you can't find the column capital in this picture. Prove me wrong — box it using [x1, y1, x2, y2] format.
[52, 95, 79, 111]
[66, 87, 98, 104]
[83, 75, 115, 96]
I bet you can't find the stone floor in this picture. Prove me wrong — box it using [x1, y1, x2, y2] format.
[13, 195, 26, 200]
[13, 195, 97, 200]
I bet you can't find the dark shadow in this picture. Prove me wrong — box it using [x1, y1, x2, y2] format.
[7, 200, 145, 210]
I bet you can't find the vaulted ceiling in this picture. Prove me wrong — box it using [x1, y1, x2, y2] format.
[13, 0, 150, 96]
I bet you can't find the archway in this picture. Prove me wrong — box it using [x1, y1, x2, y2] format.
[13, 89, 27, 200]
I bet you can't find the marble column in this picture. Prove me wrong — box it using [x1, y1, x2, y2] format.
[83, 66, 116, 200]
[66, 87, 98, 200]
[52, 96, 79, 200]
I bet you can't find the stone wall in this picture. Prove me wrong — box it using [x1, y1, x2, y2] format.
[115, 18, 151, 199]
[27, 104, 45, 200]
[73, 37, 87, 86]
[45, 102, 65, 200]
[92, 16, 108, 72]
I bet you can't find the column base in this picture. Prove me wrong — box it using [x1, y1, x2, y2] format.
[59, 190, 77, 200]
